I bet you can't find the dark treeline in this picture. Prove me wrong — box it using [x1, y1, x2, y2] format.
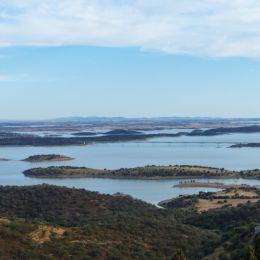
[231, 143, 260, 148]
[0, 133, 182, 146]
[187, 125, 260, 136]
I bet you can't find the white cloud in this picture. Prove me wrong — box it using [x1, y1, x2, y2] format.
[0, 74, 10, 81]
[1, 0, 260, 57]
[0, 73, 31, 81]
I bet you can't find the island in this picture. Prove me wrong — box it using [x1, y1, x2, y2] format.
[23, 165, 260, 180]
[23, 165, 238, 179]
[104, 129, 142, 135]
[72, 132, 97, 136]
[0, 157, 10, 161]
[23, 154, 74, 163]
[230, 143, 260, 148]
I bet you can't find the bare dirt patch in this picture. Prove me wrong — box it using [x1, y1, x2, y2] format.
[0, 218, 11, 225]
[196, 198, 259, 213]
[30, 225, 67, 244]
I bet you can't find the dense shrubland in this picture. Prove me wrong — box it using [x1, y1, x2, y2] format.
[0, 185, 259, 259]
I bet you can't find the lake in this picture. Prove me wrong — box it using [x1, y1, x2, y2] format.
[1, 132, 260, 204]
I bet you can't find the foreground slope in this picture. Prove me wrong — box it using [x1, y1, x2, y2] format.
[0, 185, 218, 260]
[0, 185, 259, 259]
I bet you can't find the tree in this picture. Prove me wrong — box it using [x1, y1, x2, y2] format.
[254, 234, 260, 259]
[245, 246, 257, 260]
[172, 249, 186, 260]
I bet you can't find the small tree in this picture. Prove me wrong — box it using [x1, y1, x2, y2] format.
[245, 246, 257, 260]
[172, 249, 186, 260]
[255, 234, 260, 259]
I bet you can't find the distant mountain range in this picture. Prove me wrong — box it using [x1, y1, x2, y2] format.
[52, 116, 260, 123]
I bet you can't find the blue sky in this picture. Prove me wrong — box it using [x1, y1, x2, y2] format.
[1, 1, 260, 119]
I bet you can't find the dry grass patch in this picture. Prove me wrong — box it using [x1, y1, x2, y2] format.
[30, 225, 67, 244]
[219, 189, 258, 198]
[0, 218, 11, 225]
[196, 198, 259, 213]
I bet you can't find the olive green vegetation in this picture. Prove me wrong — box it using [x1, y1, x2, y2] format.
[23, 165, 234, 178]
[0, 185, 217, 260]
[184, 202, 260, 260]
[23, 165, 260, 179]
[161, 187, 260, 260]
[23, 154, 74, 162]
[160, 186, 260, 209]
[0, 185, 259, 259]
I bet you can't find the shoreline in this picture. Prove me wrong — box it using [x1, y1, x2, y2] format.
[173, 181, 248, 189]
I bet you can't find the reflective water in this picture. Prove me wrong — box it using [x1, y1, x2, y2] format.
[0, 132, 260, 204]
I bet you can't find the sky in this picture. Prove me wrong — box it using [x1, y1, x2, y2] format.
[1, 0, 260, 119]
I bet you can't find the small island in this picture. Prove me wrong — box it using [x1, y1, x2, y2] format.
[23, 154, 74, 163]
[0, 157, 10, 161]
[230, 143, 260, 148]
[72, 132, 97, 136]
[104, 129, 142, 135]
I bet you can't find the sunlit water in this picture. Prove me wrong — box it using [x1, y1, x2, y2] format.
[1, 132, 260, 204]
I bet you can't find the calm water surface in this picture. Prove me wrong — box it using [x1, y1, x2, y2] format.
[1, 132, 260, 204]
